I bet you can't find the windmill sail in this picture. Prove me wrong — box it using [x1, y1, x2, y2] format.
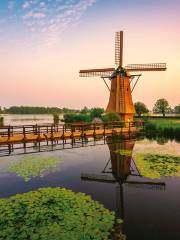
[125, 63, 167, 72]
[115, 31, 123, 68]
[79, 68, 115, 77]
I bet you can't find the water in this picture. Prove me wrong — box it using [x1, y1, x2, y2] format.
[0, 136, 179, 240]
[0, 114, 64, 125]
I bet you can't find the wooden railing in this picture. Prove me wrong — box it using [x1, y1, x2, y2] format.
[0, 121, 143, 140]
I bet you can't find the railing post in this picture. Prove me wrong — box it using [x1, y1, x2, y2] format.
[71, 124, 74, 147]
[103, 123, 106, 143]
[51, 125, 54, 147]
[93, 124, 96, 137]
[35, 124, 38, 135]
[62, 125, 65, 148]
[7, 126, 11, 155]
[37, 126, 41, 151]
[8, 126, 10, 140]
[23, 126, 27, 152]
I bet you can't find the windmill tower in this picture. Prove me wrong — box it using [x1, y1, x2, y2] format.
[79, 31, 166, 122]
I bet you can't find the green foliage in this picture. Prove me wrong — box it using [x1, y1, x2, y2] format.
[0, 187, 115, 240]
[174, 104, 180, 114]
[90, 108, 104, 119]
[145, 119, 180, 140]
[9, 156, 61, 181]
[64, 113, 91, 123]
[53, 113, 60, 124]
[134, 102, 149, 117]
[153, 98, 170, 117]
[3, 106, 78, 114]
[80, 106, 89, 115]
[135, 153, 180, 179]
[102, 113, 120, 122]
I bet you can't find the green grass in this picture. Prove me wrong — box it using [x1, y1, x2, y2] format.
[147, 119, 180, 129]
[145, 119, 180, 140]
[0, 188, 117, 240]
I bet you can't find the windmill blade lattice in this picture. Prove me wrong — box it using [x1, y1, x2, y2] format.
[79, 68, 115, 77]
[125, 63, 167, 72]
[115, 31, 123, 68]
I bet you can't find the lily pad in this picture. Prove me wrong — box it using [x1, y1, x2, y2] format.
[114, 149, 132, 156]
[0, 187, 116, 240]
[9, 156, 61, 181]
[135, 153, 180, 179]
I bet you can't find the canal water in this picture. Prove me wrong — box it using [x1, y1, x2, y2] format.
[0, 135, 179, 240]
[0, 114, 64, 125]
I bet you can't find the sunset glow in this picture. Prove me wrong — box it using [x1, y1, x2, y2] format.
[0, 0, 179, 109]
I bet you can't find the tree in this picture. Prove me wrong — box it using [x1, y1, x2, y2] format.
[0, 107, 2, 113]
[80, 106, 89, 115]
[174, 104, 180, 114]
[90, 108, 104, 119]
[53, 113, 60, 124]
[153, 98, 170, 117]
[134, 102, 149, 117]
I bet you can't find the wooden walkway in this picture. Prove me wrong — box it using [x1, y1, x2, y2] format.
[0, 122, 142, 156]
[0, 122, 141, 145]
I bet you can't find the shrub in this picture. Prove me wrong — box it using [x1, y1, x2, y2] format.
[90, 108, 104, 119]
[0, 188, 115, 240]
[102, 113, 120, 122]
[64, 114, 91, 123]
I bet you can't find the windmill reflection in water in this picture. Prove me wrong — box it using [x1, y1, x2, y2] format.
[81, 137, 165, 219]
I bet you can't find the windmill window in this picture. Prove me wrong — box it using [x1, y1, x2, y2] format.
[127, 88, 128, 91]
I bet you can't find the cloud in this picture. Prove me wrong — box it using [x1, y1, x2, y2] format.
[21, 0, 97, 44]
[1, 0, 97, 49]
[8, 0, 16, 10]
[22, 1, 31, 9]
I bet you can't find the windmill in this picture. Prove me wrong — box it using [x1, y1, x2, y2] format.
[79, 31, 167, 122]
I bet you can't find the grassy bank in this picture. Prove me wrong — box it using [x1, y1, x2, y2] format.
[145, 119, 180, 140]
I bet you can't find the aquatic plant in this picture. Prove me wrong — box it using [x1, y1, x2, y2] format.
[9, 156, 61, 181]
[0, 187, 116, 240]
[135, 153, 180, 179]
[114, 149, 132, 156]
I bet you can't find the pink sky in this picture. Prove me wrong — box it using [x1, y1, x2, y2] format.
[0, 0, 179, 110]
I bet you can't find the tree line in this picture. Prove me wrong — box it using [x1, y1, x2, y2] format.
[0, 106, 79, 114]
[135, 99, 180, 117]
[0, 99, 179, 117]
